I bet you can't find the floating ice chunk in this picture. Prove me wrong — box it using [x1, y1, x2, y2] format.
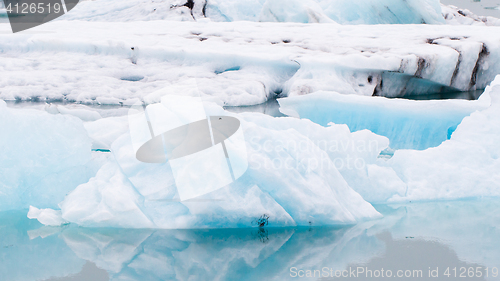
[239, 111, 393, 203]
[0, 101, 94, 211]
[380, 76, 500, 202]
[27, 206, 68, 226]
[240, 116, 382, 224]
[32, 100, 381, 228]
[279, 91, 487, 150]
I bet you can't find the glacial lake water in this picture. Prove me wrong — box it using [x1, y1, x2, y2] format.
[1, 199, 499, 281]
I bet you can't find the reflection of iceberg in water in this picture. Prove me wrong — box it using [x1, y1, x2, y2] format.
[3, 199, 500, 280]
[0, 211, 85, 281]
[58, 226, 381, 281]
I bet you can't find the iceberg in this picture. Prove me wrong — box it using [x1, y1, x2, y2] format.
[28, 98, 383, 228]
[1, 20, 500, 105]
[22, 76, 500, 226]
[316, 0, 445, 25]
[280, 75, 500, 202]
[279, 90, 487, 150]
[207, 0, 444, 24]
[0, 100, 96, 211]
[377, 75, 500, 202]
[60, 0, 445, 25]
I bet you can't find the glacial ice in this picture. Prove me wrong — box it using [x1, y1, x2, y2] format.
[1, 20, 499, 105]
[377, 75, 500, 202]
[0, 100, 96, 211]
[27, 99, 384, 228]
[279, 91, 488, 150]
[316, 0, 445, 24]
[60, 0, 444, 24]
[19, 75, 500, 228]
[282, 75, 500, 202]
[27, 206, 68, 226]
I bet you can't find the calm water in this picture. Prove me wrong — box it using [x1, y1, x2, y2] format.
[1, 199, 499, 281]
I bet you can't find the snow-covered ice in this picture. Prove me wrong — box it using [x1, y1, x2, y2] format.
[1, 20, 500, 105]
